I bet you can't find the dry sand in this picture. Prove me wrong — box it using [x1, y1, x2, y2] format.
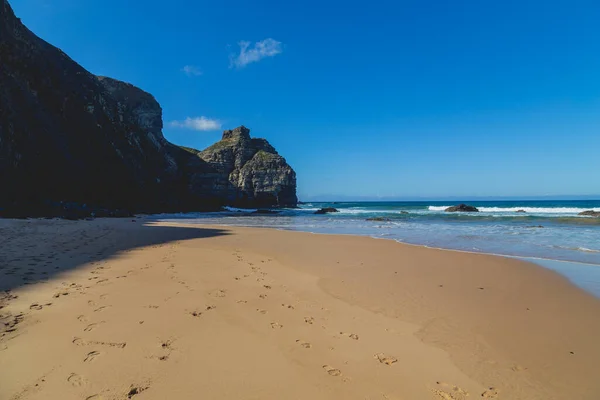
[1, 217, 600, 400]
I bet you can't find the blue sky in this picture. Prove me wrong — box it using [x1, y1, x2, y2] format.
[12, 0, 600, 200]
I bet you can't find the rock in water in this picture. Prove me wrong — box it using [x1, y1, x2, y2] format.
[314, 208, 339, 214]
[0, 0, 296, 217]
[444, 204, 479, 212]
[516, 209, 527, 213]
[578, 210, 600, 217]
[198, 126, 297, 208]
[366, 217, 390, 221]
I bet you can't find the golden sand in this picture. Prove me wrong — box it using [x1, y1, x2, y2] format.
[1, 218, 599, 399]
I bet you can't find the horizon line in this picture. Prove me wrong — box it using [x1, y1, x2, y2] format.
[298, 195, 600, 202]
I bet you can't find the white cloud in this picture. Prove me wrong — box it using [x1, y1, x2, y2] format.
[230, 38, 283, 68]
[168, 117, 221, 131]
[182, 65, 203, 76]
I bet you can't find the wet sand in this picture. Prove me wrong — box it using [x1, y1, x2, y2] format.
[1, 217, 600, 399]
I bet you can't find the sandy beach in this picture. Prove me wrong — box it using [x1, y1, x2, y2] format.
[1, 218, 600, 400]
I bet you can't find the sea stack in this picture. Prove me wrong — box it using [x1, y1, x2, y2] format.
[198, 126, 297, 208]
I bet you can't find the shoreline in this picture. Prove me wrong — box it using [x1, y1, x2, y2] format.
[2, 218, 600, 399]
[155, 216, 600, 297]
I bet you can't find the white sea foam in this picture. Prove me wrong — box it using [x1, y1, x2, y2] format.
[427, 206, 599, 214]
[579, 247, 600, 253]
[224, 206, 257, 213]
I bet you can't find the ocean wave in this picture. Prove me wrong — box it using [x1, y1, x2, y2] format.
[336, 209, 397, 215]
[427, 206, 599, 214]
[579, 247, 600, 253]
[552, 245, 600, 254]
[223, 206, 257, 213]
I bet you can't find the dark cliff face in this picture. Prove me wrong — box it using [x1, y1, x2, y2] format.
[0, 0, 296, 216]
[0, 0, 175, 212]
[198, 126, 297, 208]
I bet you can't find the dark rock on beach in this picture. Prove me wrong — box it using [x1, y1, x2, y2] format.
[444, 204, 479, 212]
[314, 208, 339, 215]
[0, 0, 297, 218]
[578, 210, 600, 217]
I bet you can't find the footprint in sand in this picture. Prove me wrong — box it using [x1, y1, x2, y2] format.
[296, 340, 312, 348]
[374, 353, 398, 365]
[85, 395, 104, 400]
[433, 382, 469, 400]
[270, 322, 283, 329]
[259, 294, 268, 299]
[83, 351, 101, 363]
[84, 322, 104, 332]
[304, 316, 314, 325]
[322, 365, 342, 376]
[77, 315, 89, 323]
[127, 386, 149, 398]
[281, 304, 295, 309]
[511, 364, 527, 372]
[263, 285, 272, 289]
[190, 306, 215, 317]
[256, 309, 268, 314]
[67, 373, 86, 387]
[73, 337, 126, 348]
[29, 303, 43, 310]
[93, 306, 110, 313]
[481, 387, 499, 398]
[236, 300, 247, 304]
[161, 339, 174, 350]
[210, 289, 227, 298]
[339, 332, 359, 340]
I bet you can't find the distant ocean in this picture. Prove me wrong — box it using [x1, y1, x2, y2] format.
[153, 200, 600, 296]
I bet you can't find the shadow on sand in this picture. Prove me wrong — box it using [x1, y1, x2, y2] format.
[0, 219, 231, 293]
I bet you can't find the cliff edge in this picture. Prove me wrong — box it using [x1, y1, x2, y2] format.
[0, 0, 296, 217]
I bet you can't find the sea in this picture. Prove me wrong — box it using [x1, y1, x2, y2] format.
[153, 200, 600, 297]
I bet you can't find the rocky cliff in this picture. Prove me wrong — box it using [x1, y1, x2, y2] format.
[198, 126, 297, 208]
[0, 0, 296, 217]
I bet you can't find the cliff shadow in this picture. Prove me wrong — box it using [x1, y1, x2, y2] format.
[0, 218, 231, 293]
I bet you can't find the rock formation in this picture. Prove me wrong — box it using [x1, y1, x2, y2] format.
[314, 208, 339, 214]
[578, 210, 600, 217]
[445, 204, 479, 212]
[0, 0, 296, 217]
[197, 126, 297, 208]
[366, 217, 390, 221]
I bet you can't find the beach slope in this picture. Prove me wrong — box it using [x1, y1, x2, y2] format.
[1, 218, 599, 399]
